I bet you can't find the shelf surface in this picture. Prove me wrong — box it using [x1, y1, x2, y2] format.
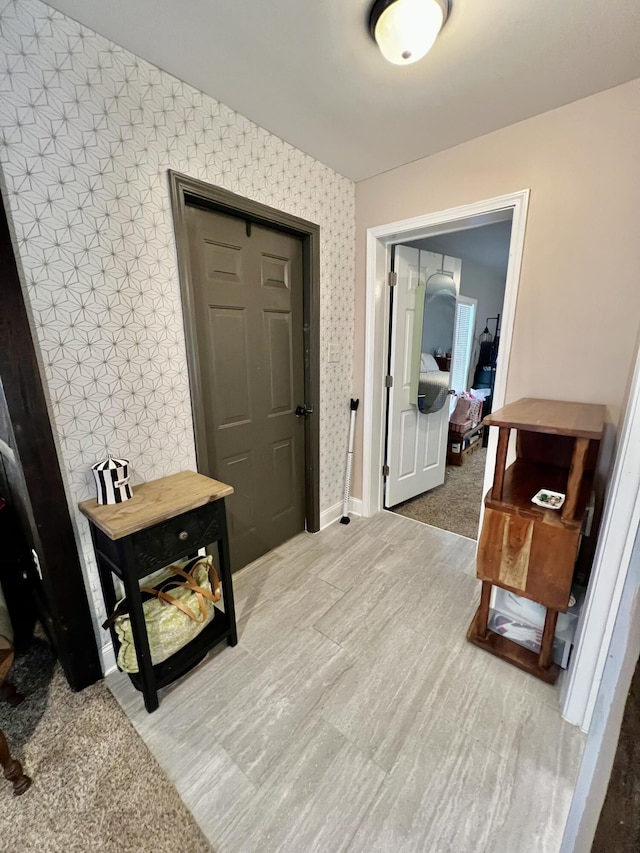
[484, 398, 606, 439]
[79, 470, 234, 539]
[485, 459, 592, 527]
[128, 606, 231, 692]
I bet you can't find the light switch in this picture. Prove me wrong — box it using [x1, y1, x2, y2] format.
[328, 344, 340, 363]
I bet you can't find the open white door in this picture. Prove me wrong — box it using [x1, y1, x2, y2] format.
[384, 246, 461, 507]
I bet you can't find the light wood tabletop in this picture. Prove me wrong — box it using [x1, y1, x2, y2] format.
[78, 470, 234, 540]
[484, 397, 606, 439]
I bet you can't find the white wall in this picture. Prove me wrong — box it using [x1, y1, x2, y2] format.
[0, 0, 355, 667]
[459, 261, 506, 344]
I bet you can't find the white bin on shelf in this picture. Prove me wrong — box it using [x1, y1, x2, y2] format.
[488, 585, 585, 669]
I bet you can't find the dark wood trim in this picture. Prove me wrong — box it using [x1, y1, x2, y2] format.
[0, 194, 101, 690]
[168, 171, 321, 533]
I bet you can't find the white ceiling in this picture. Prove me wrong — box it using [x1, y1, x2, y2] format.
[45, 0, 640, 181]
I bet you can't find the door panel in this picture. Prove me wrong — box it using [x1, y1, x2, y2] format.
[265, 311, 294, 414]
[208, 306, 251, 425]
[261, 254, 289, 288]
[270, 439, 296, 519]
[385, 246, 461, 508]
[423, 424, 441, 468]
[186, 205, 305, 569]
[204, 241, 243, 282]
[224, 451, 257, 533]
[399, 410, 418, 477]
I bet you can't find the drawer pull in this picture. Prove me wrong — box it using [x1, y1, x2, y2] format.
[178, 530, 189, 541]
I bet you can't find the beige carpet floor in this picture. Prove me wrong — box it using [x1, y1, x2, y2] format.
[392, 446, 487, 540]
[0, 641, 210, 853]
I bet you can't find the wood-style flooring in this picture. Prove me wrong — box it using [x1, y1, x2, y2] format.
[107, 512, 585, 853]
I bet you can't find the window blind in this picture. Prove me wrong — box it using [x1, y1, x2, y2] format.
[450, 296, 477, 398]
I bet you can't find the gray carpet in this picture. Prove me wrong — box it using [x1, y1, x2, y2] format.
[392, 446, 487, 540]
[0, 641, 211, 853]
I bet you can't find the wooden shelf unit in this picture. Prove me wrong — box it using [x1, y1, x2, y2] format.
[467, 398, 605, 683]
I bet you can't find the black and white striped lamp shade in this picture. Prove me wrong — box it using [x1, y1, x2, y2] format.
[92, 455, 133, 505]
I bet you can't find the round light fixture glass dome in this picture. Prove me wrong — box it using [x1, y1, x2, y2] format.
[370, 0, 449, 66]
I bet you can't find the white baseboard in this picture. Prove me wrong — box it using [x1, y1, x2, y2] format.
[319, 501, 343, 529]
[101, 642, 117, 677]
[319, 498, 363, 530]
[350, 497, 363, 517]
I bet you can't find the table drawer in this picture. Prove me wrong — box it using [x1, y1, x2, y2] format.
[131, 501, 224, 573]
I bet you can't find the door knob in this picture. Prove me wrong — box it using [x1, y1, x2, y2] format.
[295, 404, 313, 417]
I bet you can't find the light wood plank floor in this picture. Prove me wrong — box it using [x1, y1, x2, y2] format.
[107, 512, 585, 853]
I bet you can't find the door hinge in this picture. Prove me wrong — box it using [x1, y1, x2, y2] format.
[385, 375, 393, 388]
[382, 464, 390, 477]
[388, 271, 397, 287]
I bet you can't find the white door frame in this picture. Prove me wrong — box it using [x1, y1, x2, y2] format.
[561, 329, 640, 730]
[362, 190, 529, 521]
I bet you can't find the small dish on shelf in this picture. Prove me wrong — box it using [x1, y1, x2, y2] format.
[531, 488, 565, 510]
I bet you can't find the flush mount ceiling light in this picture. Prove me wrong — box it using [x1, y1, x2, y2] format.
[369, 0, 449, 66]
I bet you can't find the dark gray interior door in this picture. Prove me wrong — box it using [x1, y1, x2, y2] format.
[186, 205, 306, 569]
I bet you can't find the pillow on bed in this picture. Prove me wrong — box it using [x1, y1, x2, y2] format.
[420, 353, 440, 372]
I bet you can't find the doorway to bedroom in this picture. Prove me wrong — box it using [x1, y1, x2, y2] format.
[383, 217, 513, 540]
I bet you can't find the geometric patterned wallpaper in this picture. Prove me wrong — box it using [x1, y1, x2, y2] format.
[0, 0, 355, 661]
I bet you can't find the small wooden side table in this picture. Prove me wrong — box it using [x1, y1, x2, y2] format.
[79, 470, 237, 712]
[467, 398, 605, 684]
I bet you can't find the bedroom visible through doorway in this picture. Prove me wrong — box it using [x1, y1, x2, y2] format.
[384, 218, 512, 540]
